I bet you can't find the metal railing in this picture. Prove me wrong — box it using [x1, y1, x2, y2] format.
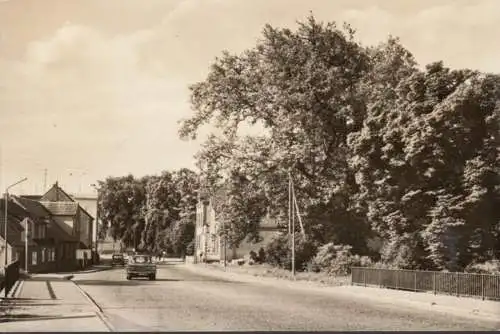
[351, 267, 500, 301]
[0, 261, 20, 297]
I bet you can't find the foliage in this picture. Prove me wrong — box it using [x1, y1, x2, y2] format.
[312, 242, 373, 275]
[97, 169, 199, 255]
[185, 239, 195, 256]
[181, 15, 374, 257]
[97, 175, 146, 248]
[265, 233, 317, 271]
[464, 260, 500, 275]
[178, 14, 500, 272]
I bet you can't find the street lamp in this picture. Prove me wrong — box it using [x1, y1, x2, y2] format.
[4, 177, 28, 297]
[90, 184, 100, 259]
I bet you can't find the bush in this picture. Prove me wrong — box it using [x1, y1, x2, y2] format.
[258, 247, 266, 264]
[185, 240, 195, 256]
[249, 250, 258, 265]
[465, 260, 500, 275]
[265, 233, 317, 271]
[312, 242, 373, 276]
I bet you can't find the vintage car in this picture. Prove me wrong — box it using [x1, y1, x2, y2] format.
[126, 254, 157, 280]
[111, 253, 125, 266]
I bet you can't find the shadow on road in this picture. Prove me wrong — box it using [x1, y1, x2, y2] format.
[0, 313, 96, 323]
[75, 277, 244, 286]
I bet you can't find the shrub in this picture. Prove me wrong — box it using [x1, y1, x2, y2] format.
[265, 233, 317, 271]
[312, 242, 373, 276]
[465, 260, 500, 275]
[249, 250, 259, 264]
[185, 240, 195, 256]
[258, 247, 266, 264]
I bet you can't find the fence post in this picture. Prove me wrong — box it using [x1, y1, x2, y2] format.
[433, 272, 436, 295]
[414, 271, 417, 292]
[378, 270, 382, 288]
[481, 274, 485, 301]
[456, 272, 459, 297]
[363, 269, 366, 287]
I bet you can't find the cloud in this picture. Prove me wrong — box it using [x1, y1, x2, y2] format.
[1, 0, 500, 194]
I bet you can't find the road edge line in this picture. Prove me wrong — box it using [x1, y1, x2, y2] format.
[71, 280, 116, 332]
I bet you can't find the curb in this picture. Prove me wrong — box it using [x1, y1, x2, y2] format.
[71, 280, 115, 332]
[29, 274, 74, 281]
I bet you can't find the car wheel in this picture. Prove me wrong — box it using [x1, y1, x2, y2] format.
[126, 275, 131, 280]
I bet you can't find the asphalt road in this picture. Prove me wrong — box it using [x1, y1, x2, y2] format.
[73, 264, 499, 331]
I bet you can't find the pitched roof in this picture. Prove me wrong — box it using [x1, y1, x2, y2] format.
[39, 183, 95, 221]
[40, 201, 79, 216]
[0, 198, 30, 222]
[13, 196, 51, 220]
[41, 182, 74, 202]
[20, 195, 43, 200]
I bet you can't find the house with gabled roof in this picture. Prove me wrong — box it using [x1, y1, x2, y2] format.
[14, 195, 80, 272]
[20, 182, 95, 270]
[1, 196, 56, 273]
[33, 182, 94, 250]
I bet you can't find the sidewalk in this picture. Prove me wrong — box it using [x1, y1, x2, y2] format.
[0, 277, 111, 332]
[26, 265, 113, 281]
[183, 263, 500, 324]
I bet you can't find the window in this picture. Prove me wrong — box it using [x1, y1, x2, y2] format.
[31, 251, 37, 265]
[41, 248, 46, 263]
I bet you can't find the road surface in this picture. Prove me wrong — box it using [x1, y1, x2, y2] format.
[73, 263, 499, 331]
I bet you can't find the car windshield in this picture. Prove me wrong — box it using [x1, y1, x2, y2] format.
[113, 254, 123, 258]
[130, 255, 151, 264]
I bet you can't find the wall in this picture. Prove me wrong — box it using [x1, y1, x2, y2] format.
[0, 243, 15, 270]
[53, 216, 75, 237]
[78, 209, 92, 248]
[72, 195, 97, 245]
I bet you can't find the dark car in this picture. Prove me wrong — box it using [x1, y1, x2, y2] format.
[126, 254, 157, 280]
[112, 253, 125, 266]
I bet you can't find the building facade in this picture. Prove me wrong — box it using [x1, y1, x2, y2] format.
[194, 190, 283, 263]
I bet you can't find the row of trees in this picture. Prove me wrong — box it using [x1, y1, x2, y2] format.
[178, 15, 500, 271]
[97, 169, 199, 256]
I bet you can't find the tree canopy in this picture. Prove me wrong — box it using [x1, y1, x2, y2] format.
[179, 15, 500, 270]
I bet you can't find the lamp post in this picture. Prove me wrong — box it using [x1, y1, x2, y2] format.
[4, 177, 28, 298]
[90, 184, 100, 260]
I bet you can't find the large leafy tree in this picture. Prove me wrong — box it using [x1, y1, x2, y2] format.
[348, 57, 500, 270]
[97, 175, 147, 248]
[167, 168, 200, 256]
[180, 15, 373, 252]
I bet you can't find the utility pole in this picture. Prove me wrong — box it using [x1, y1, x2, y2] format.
[90, 184, 100, 260]
[24, 218, 29, 274]
[291, 179, 296, 278]
[43, 169, 47, 192]
[288, 172, 295, 278]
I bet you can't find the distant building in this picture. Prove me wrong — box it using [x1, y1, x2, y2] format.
[194, 188, 284, 263]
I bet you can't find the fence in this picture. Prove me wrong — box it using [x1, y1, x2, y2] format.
[0, 261, 20, 297]
[351, 267, 500, 301]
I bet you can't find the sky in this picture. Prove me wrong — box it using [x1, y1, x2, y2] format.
[0, 0, 499, 196]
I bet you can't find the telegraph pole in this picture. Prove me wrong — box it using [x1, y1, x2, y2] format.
[43, 169, 47, 191]
[288, 172, 295, 278]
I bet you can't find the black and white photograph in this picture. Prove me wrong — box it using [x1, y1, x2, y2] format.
[0, 0, 499, 331]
